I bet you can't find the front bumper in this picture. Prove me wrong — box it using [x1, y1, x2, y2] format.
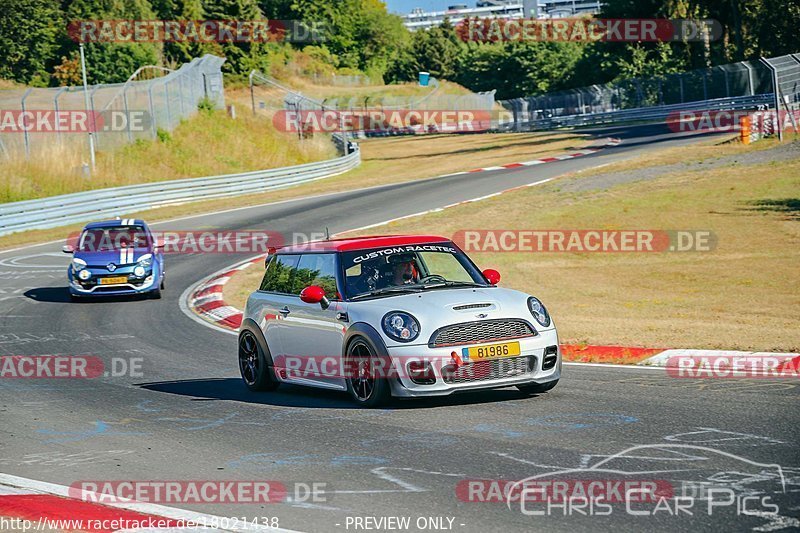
[386, 328, 560, 397]
[68, 266, 159, 296]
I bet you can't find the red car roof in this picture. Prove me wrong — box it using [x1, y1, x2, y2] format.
[276, 235, 451, 253]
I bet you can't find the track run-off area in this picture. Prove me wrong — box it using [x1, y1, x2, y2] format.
[0, 124, 797, 532]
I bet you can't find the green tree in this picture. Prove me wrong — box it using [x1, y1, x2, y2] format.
[0, 0, 62, 85]
[63, 0, 161, 84]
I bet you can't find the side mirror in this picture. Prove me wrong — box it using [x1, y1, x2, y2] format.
[62, 245, 75, 254]
[482, 268, 501, 285]
[300, 285, 330, 309]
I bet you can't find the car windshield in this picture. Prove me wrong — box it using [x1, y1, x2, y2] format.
[79, 226, 150, 252]
[341, 242, 487, 299]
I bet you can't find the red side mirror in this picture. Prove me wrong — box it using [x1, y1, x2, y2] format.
[300, 285, 329, 309]
[483, 269, 501, 285]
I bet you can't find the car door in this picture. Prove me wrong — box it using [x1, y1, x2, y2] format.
[248, 254, 301, 361]
[280, 252, 348, 391]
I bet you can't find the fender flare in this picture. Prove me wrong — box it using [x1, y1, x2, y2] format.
[239, 318, 276, 368]
[342, 322, 390, 358]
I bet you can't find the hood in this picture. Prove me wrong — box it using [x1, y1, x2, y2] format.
[73, 247, 151, 268]
[347, 286, 553, 346]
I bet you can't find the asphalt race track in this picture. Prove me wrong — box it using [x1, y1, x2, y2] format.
[1, 124, 797, 532]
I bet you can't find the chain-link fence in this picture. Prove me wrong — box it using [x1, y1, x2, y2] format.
[0, 55, 225, 160]
[499, 55, 799, 131]
[761, 54, 800, 140]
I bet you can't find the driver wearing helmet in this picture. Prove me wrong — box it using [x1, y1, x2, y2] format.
[389, 253, 419, 285]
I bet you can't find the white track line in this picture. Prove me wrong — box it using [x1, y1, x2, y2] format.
[0, 473, 303, 533]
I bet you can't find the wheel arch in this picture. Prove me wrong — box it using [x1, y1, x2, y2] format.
[342, 322, 389, 358]
[239, 318, 275, 367]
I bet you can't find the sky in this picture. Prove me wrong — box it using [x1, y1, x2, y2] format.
[383, 0, 467, 15]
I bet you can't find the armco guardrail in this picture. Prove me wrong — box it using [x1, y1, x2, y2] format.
[0, 149, 360, 236]
[499, 94, 773, 131]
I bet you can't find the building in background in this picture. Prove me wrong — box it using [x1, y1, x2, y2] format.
[402, 0, 602, 31]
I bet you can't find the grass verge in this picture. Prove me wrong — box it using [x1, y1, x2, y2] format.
[0, 109, 335, 204]
[339, 140, 799, 353]
[0, 131, 590, 250]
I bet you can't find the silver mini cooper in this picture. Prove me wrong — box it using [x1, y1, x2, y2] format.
[238, 235, 560, 406]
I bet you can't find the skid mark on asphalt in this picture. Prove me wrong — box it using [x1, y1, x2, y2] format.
[227, 453, 388, 472]
[664, 428, 786, 447]
[617, 376, 797, 392]
[0, 332, 135, 345]
[0, 450, 136, 468]
[37, 420, 148, 444]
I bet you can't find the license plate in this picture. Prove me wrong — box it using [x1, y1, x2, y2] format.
[100, 276, 128, 285]
[462, 341, 521, 361]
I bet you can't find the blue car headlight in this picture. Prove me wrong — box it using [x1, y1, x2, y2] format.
[137, 253, 153, 267]
[527, 297, 551, 328]
[72, 258, 87, 272]
[77, 268, 91, 280]
[382, 311, 420, 342]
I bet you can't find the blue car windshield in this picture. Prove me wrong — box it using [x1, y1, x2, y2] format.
[79, 226, 150, 252]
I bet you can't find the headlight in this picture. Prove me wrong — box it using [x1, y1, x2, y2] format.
[137, 254, 153, 267]
[72, 258, 87, 272]
[78, 268, 91, 280]
[381, 311, 420, 342]
[133, 265, 146, 277]
[527, 297, 551, 328]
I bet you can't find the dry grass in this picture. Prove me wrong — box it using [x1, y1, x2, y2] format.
[224, 261, 263, 313]
[0, 109, 335, 203]
[345, 142, 800, 352]
[0, 130, 587, 250]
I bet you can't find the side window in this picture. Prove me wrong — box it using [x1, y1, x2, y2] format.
[294, 253, 339, 299]
[259, 254, 300, 293]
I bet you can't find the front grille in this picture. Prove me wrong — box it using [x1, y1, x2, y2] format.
[430, 319, 536, 347]
[442, 356, 534, 384]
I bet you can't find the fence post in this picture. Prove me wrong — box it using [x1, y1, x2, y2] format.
[90, 84, 102, 149]
[760, 57, 782, 141]
[164, 81, 172, 130]
[249, 71, 256, 115]
[743, 62, 755, 96]
[20, 88, 32, 158]
[53, 87, 68, 146]
[147, 82, 158, 138]
[122, 87, 132, 142]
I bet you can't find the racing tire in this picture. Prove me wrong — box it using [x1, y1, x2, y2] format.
[160, 277, 165, 290]
[345, 337, 391, 408]
[516, 379, 559, 396]
[238, 330, 279, 392]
